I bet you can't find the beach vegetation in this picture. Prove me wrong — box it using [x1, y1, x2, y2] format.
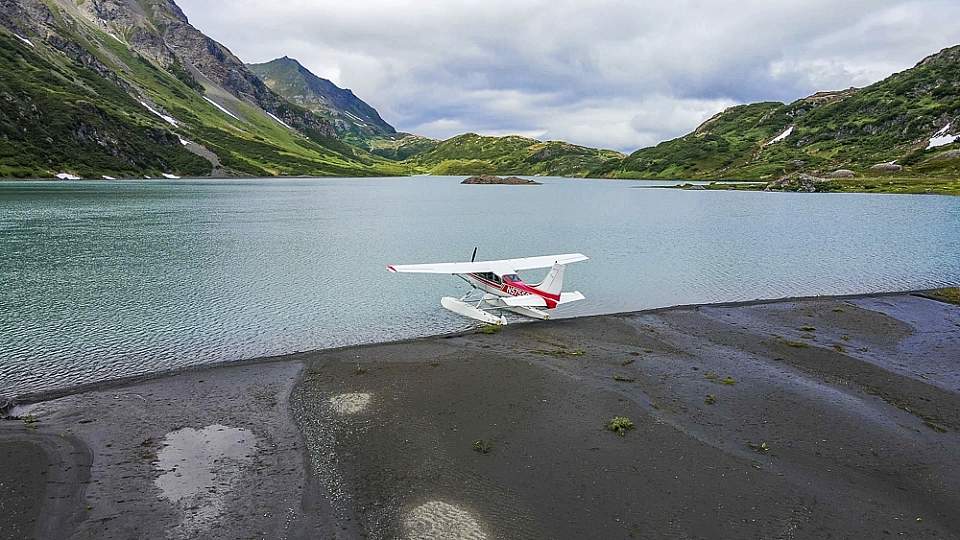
[705, 372, 735, 385]
[783, 340, 809, 348]
[748, 441, 771, 454]
[621, 358, 636, 366]
[800, 326, 816, 332]
[139, 437, 159, 461]
[606, 416, 636, 436]
[704, 394, 717, 405]
[472, 439, 493, 454]
[613, 375, 636, 382]
[478, 324, 502, 335]
[925, 288, 960, 305]
[22, 415, 38, 428]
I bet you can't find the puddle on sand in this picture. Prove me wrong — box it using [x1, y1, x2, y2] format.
[403, 500, 486, 540]
[154, 424, 256, 537]
[328, 392, 372, 415]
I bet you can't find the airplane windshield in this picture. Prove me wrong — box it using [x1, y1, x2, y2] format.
[501, 274, 521, 282]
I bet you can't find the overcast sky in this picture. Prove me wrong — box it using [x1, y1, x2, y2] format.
[178, 0, 960, 152]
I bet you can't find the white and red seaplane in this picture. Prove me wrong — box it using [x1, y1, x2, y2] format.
[387, 250, 588, 325]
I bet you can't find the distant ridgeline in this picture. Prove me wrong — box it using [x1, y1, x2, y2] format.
[610, 45, 960, 181]
[0, 0, 957, 180]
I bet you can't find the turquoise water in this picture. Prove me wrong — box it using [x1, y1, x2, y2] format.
[2, 176, 959, 400]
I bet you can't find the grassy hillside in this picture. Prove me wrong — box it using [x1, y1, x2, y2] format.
[0, 1, 408, 178]
[0, 31, 209, 178]
[614, 45, 960, 180]
[367, 134, 439, 161]
[406, 133, 624, 177]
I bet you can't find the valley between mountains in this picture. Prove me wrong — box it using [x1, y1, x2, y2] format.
[1, 0, 958, 185]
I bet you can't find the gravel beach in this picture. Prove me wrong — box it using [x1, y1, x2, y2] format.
[2, 292, 959, 539]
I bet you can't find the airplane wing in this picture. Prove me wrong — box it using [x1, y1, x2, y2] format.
[387, 253, 588, 274]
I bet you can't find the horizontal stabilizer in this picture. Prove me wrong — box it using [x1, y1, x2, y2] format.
[501, 295, 548, 308]
[559, 291, 585, 305]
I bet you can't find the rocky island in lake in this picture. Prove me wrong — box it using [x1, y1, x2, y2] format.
[461, 175, 542, 185]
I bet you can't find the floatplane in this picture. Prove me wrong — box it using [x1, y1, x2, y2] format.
[387, 250, 588, 325]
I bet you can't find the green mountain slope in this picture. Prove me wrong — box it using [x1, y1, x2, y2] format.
[366, 133, 439, 160]
[0, 0, 407, 178]
[0, 32, 208, 178]
[406, 133, 624, 177]
[613, 45, 960, 180]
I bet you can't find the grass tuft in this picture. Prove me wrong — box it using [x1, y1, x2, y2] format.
[606, 416, 636, 436]
[472, 439, 493, 454]
[748, 441, 771, 454]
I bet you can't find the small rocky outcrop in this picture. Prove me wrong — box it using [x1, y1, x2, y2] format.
[870, 162, 903, 173]
[764, 173, 830, 192]
[930, 149, 960, 161]
[461, 175, 541, 185]
[826, 169, 856, 178]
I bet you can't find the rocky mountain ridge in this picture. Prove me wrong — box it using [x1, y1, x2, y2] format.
[0, 0, 403, 177]
[612, 44, 960, 180]
[248, 56, 395, 141]
[1, 0, 957, 181]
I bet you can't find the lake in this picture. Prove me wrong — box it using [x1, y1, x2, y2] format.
[2, 176, 959, 401]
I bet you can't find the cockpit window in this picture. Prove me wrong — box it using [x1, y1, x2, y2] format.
[475, 272, 502, 285]
[501, 274, 521, 282]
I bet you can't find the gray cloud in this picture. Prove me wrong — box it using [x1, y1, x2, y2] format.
[177, 0, 960, 152]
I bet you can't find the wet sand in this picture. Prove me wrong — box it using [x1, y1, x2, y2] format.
[2, 292, 959, 539]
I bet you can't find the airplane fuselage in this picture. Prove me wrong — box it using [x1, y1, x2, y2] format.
[465, 273, 560, 309]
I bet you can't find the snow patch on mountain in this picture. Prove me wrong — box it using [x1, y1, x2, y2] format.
[927, 123, 959, 149]
[13, 34, 34, 47]
[266, 112, 293, 130]
[203, 97, 240, 121]
[140, 101, 179, 127]
[764, 126, 794, 146]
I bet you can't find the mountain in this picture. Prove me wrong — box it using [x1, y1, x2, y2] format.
[612, 45, 960, 180]
[406, 133, 624, 177]
[0, 0, 405, 178]
[248, 57, 395, 142]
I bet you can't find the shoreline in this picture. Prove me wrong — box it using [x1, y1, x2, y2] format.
[2, 289, 959, 538]
[3, 287, 953, 410]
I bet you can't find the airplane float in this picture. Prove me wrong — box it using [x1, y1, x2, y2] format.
[387, 250, 588, 325]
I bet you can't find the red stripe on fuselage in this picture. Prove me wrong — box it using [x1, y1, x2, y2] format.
[469, 274, 560, 309]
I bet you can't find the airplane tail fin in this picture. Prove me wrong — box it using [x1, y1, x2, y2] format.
[537, 263, 566, 296]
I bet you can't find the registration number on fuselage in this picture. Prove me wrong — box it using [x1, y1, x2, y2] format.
[503, 285, 530, 297]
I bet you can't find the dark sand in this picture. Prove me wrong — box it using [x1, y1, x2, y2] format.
[2, 292, 959, 539]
